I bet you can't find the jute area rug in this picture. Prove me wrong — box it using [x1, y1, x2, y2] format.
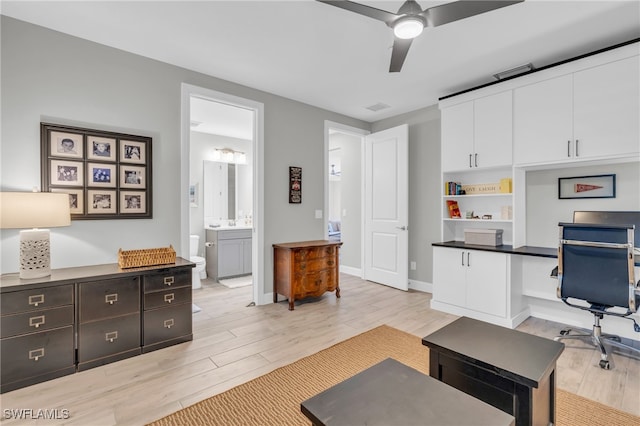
[149, 325, 639, 426]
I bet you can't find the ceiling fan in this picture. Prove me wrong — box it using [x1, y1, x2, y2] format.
[317, 0, 524, 72]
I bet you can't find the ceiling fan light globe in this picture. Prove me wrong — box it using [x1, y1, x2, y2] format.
[393, 17, 424, 39]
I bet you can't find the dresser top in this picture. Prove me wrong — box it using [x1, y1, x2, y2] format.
[273, 240, 343, 250]
[0, 257, 194, 292]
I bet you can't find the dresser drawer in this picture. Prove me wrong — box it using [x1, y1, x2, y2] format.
[293, 246, 336, 261]
[143, 304, 192, 346]
[298, 257, 336, 273]
[1, 326, 74, 386]
[144, 287, 191, 310]
[79, 277, 140, 323]
[1, 306, 74, 339]
[1, 285, 73, 315]
[144, 270, 191, 293]
[295, 269, 336, 298]
[77, 313, 141, 363]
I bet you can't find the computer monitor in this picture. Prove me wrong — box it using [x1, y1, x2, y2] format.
[573, 211, 640, 248]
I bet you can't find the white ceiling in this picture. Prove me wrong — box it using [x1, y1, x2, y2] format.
[2, 1, 639, 125]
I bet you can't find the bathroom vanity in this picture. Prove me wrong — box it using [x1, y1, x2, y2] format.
[205, 227, 252, 281]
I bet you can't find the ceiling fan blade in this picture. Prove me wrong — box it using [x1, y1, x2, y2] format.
[389, 38, 413, 73]
[423, 0, 523, 27]
[316, 0, 398, 25]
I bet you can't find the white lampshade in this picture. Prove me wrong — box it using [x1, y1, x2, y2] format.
[393, 17, 424, 39]
[1, 192, 71, 229]
[1, 192, 71, 279]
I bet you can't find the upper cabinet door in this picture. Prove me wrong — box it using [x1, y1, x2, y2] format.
[573, 57, 640, 159]
[513, 74, 573, 165]
[441, 101, 474, 172]
[474, 91, 513, 169]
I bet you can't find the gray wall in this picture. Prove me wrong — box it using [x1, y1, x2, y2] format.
[371, 105, 441, 284]
[0, 16, 369, 298]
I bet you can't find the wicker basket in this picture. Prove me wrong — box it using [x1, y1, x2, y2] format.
[118, 245, 176, 269]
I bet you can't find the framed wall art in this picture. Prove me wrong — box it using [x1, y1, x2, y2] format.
[41, 122, 152, 219]
[289, 166, 302, 204]
[558, 174, 616, 199]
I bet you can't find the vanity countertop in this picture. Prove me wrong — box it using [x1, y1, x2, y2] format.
[207, 225, 252, 231]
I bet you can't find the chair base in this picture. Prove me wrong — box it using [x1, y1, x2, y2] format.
[555, 318, 640, 370]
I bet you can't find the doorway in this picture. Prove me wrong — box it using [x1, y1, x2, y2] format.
[324, 121, 409, 290]
[181, 84, 265, 306]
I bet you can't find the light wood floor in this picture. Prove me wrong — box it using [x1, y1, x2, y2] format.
[1, 273, 639, 425]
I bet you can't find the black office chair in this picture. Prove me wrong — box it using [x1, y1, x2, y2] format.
[555, 222, 640, 369]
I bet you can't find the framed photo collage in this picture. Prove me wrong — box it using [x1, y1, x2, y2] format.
[41, 122, 152, 219]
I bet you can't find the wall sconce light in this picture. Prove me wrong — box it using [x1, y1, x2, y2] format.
[212, 148, 246, 164]
[0, 191, 71, 279]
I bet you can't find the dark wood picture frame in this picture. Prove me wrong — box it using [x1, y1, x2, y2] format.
[289, 166, 302, 204]
[558, 174, 616, 199]
[41, 122, 152, 219]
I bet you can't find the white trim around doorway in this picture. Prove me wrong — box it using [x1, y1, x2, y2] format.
[181, 83, 266, 305]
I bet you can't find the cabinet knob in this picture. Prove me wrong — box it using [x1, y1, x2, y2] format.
[164, 276, 175, 286]
[105, 293, 118, 305]
[29, 315, 45, 329]
[29, 348, 45, 361]
[164, 319, 175, 329]
[164, 293, 175, 304]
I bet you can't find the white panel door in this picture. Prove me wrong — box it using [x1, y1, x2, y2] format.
[433, 247, 467, 307]
[364, 124, 408, 290]
[466, 250, 508, 317]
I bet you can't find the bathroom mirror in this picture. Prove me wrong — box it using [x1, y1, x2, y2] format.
[203, 161, 236, 221]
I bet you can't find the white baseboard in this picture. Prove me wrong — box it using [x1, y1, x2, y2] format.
[340, 265, 362, 277]
[409, 279, 432, 293]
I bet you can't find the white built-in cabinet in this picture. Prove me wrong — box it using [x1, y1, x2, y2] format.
[514, 56, 640, 165]
[442, 90, 513, 172]
[432, 247, 508, 318]
[433, 41, 639, 330]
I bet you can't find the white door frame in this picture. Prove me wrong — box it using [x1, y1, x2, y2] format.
[323, 121, 369, 277]
[181, 83, 265, 305]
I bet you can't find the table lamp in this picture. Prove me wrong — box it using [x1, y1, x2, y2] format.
[1, 192, 71, 279]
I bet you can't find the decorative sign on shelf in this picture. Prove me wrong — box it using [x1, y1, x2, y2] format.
[41, 122, 152, 219]
[289, 166, 302, 204]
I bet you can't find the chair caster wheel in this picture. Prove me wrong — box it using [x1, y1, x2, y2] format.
[599, 360, 610, 370]
[559, 329, 570, 336]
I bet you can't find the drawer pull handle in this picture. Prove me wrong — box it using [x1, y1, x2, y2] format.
[29, 315, 45, 329]
[164, 293, 175, 304]
[164, 276, 174, 286]
[164, 319, 174, 329]
[105, 331, 118, 343]
[29, 348, 45, 361]
[29, 294, 45, 307]
[327, 260, 334, 266]
[105, 293, 118, 305]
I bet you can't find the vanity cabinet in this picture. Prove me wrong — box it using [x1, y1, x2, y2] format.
[0, 285, 75, 393]
[206, 228, 252, 280]
[273, 240, 342, 310]
[432, 247, 508, 318]
[441, 90, 513, 172]
[0, 259, 193, 393]
[514, 56, 640, 165]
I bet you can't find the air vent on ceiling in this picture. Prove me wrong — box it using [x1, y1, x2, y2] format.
[365, 102, 391, 112]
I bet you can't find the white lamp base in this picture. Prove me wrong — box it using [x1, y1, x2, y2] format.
[19, 229, 51, 279]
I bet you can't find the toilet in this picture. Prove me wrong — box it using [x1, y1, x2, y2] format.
[189, 235, 206, 289]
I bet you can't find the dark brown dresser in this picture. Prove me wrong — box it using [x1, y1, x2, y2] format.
[0, 258, 194, 393]
[273, 240, 342, 310]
